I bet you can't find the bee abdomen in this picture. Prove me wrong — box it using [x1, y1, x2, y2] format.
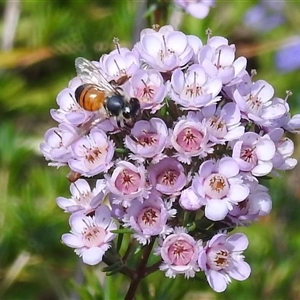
[75, 84, 106, 111]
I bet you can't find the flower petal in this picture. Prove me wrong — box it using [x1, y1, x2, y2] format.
[207, 270, 228, 293]
[62, 233, 84, 248]
[82, 247, 105, 265]
[205, 199, 228, 221]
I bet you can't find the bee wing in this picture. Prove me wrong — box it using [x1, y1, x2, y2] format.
[75, 57, 117, 94]
[65, 112, 107, 147]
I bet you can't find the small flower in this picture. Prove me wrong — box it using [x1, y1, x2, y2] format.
[198, 36, 247, 85]
[179, 187, 204, 211]
[105, 160, 150, 207]
[134, 25, 194, 72]
[174, 0, 215, 19]
[148, 157, 187, 196]
[171, 112, 214, 164]
[123, 193, 176, 245]
[233, 76, 286, 124]
[68, 128, 114, 177]
[156, 227, 202, 278]
[170, 64, 222, 109]
[125, 118, 169, 162]
[50, 78, 94, 125]
[231, 132, 276, 176]
[62, 205, 117, 265]
[192, 157, 250, 221]
[228, 175, 272, 225]
[125, 69, 167, 113]
[198, 233, 251, 292]
[202, 103, 244, 144]
[99, 47, 140, 82]
[268, 128, 297, 171]
[40, 123, 78, 167]
[56, 179, 107, 214]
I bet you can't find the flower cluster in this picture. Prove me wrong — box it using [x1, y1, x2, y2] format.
[40, 25, 300, 292]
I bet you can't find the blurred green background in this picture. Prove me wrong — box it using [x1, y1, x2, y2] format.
[0, 0, 300, 299]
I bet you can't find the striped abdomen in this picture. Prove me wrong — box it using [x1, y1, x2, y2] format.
[75, 84, 106, 111]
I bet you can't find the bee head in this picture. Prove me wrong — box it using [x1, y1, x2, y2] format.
[123, 98, 141, 127]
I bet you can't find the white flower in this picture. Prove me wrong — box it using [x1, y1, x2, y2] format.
[134, 25, 194, 72]
[62, 205, 117, 265]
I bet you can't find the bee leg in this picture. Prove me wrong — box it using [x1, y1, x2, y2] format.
[117, 120, 141, 144]
[116, 118, 122, 129]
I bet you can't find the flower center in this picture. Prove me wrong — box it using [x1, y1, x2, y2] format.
[138, 207, 160, 230]
[157, 170, 178, 186]
[115, 169, 140, 194]
[207, 116, 227, 138]
[204, 173, 229, 199]
[158, 35, 175, 63]
[83, 224, 106, 248]
[168, 240, 194, 266]
[75, 191, 93, 207]
[229, 198, 249, 217]
[246, 85, 265, 115]
[207, 245, 230, 270]
[83, 145, 106, 165]
[240, 146, 257, 165]
[139, 133, 158, 146]
[185, 72, 203, 98]
[215, 49, 222, 69]
[136, 80, 156, 102]
[177, 127, 203, 152]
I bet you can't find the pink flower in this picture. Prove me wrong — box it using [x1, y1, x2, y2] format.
[202, 103, 244, 144]
[50, 78, 94, 125]
[156, 227, 202, 278]
[171, 112, 214, 164]
[268, 128, 297, 171]
[198, 233, 251, 292]
[40, 123, 78, 167]
[286, 113, 300, 133]
[170, 64, 222, 109]
[99, 47, 140, 83]
[68, 128, 114, 177]
[228, 174, 272, 225]
[125, 118, 169, 162]
[233, 77, 286, 124]
[105, 160, 150, 207]
[231, 132, 276, 176]
[56, 179, 107, 214]
[125, 69, 167, 113]
[133, 25, 194, 72]
[123, 193, 176, 245]
[179, 187, 204, 211]
[192, 157, 250, 221]
[62, 205, 117, 265]
[198, 36, 247, 85]
[148, 157, 188, 196]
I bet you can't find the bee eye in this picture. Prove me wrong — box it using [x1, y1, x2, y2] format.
[129, 98, 141, 118]
[123, 111, 130, 119]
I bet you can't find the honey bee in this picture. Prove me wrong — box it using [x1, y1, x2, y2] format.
[74, 57, 141, 130]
